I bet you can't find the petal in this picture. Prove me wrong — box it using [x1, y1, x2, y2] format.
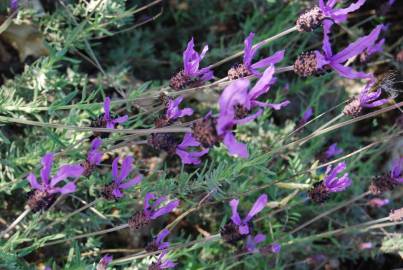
[233, 109, 262, 126]
[367, 39, 385, 56]
[176, 148, 207, 165]
[160, 260, 176, 269]
[156, 229, 170, 245]
[90, 137, 102, 150]
[244, 194, 268, 222]
[177, 133, 200, 148]
[119, 175, 142, 190]
[112, 188, 124, 198]
[106, 121, 115, 129]
[40, 153, 54, 185]
[251, 50, 285, 70]
[178, 108, 194, 118]
[88, 150, 103, 166]
[117, 156, 134, 182]
[229, 199, 242, 225]
[243, 32, 256, 67]
[151, 199, 180, 219]
[112, 157, 120, 182]
[112, 115, 128, 124]
[238, 225, 250, 235]
[197, 67, 214, 81]
[332, 0, 366, 23]
[331, 63, 372, 80]
[249, 66, 275, 100]
[50, 164, 84, 187]
[144, 193, 156, 210]
[332, 25, 383, 64]
[219, 79, 250, 117]
[254, 233, 266, 244]
[363, 98, 389, 108]
[315, 51, 330, 69]
[104, 97, 111, 120]
[27, 173, 42, 190]
[391, 158, 403, 179]
[322, 20, 333, 57]
[51, 182, 76, 194]
[223, 132, 249, 158]
[199, 45, 209, 60]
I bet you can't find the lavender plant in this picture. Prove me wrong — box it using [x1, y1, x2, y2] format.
[0, 0, 402, 269]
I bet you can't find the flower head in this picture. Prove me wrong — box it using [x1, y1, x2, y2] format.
[228, 33, 284, 79]
[294, 24, 383, 79]
[325, 143, 343, 159]
[229, 194, 268, 235]
[96, 255, 112, 270]
[103, 97, 128, 129]
[217, 67, 289, 158]
[170, 38, 213, 90]
[27, 153, 84, 195]
[148, 250, 176, 270]
[146, 229, 171, 252]
[144, 193, 180, 220]
[175, 133, 209, 165]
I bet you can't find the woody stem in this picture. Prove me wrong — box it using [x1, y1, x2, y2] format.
[0, 207, 31, 239]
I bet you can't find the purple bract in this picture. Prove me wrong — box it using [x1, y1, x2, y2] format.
[323, 162, 352, 193]
[109, 156, 143, 199]
[175, 133, 209, 165]
[27, 153, 84, 195]
[143, 193, 180, 220]
[229, 194, 268, 235]
[103, 97, 128, 129]
[325, 143, 343, 159]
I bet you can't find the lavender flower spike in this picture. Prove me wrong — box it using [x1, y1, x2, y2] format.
[146, 229, 171, 252]
[218, 67, 289, 158]
[228, 32, 284, 79]
[170, 38, 213, 90]
[369, 157, 403, 195]
[294, 24, 383, 79]
[175, 133, 209, 165]
[103, 97, 128, 129]
[27, 153, 84, 195]
[96, 255, 113, 270]
[149, 250, 176, 270]
[229, 194, 268, 235]
[325, 143, 343, 159]
[343, 79, 390, 117]
[309, 162, 351, 203]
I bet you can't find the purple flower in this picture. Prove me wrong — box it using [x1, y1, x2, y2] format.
[319, 0, 366, 25]
[144, 193, 180, 220]
[217, 67, 289, 158]
[388, 0, 396, 6]
[323, 162, 352, 193]
[166, 96, 193, 121]
[316, 24, 383, 79]
[87, 137, 103, 166]
[10, 0, 18, 10]
[108, 156, 142, 199]
[301, 107, 314, 124]
[183, 38, 213, 82]
[175, 133, 209, 165]
[97, 255, 112, 270]
[358, 80, 390, 108]
[368, 198, 390, 208]
[242, 32, 284, 76]
[245, 233, 266, 253]
[27, 153, 84, 195]
[325, 143, 343, 159]
[229, 194, 268, 235]
[149, 250, 176, 270]
[390, 158, 403, 183]
[103, 97, 128, 129]
[147, 229, 171, 252]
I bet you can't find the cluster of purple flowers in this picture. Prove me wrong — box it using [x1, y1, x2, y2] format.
[146, 229, 176, 269]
